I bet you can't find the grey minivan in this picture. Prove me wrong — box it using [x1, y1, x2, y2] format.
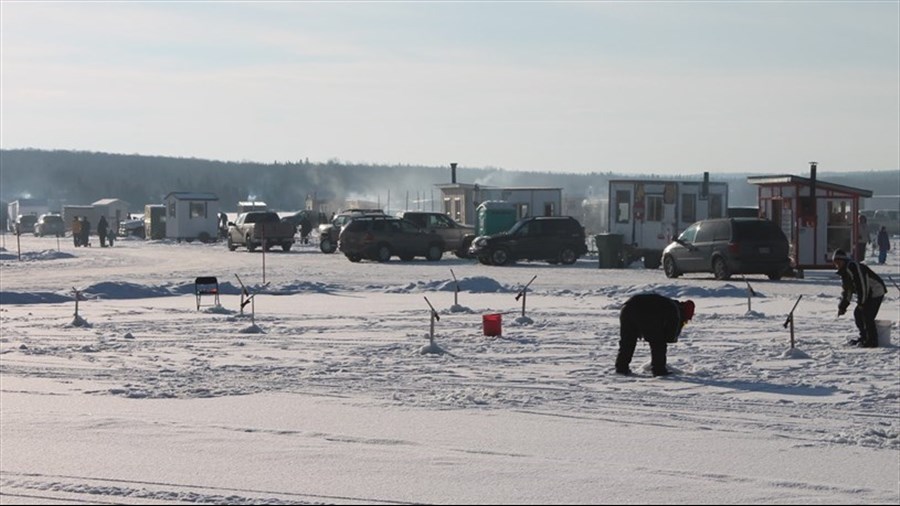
[662, 218, 790, 280]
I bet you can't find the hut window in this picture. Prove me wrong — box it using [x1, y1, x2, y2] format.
[190, 202, 207, 219]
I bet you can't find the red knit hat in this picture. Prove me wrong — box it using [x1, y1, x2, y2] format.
[681, 300, 695, 321]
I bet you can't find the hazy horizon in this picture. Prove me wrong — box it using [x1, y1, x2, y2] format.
[2, 2, 898, 174]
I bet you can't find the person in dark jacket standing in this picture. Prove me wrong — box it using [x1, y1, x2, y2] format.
[81, 217, 91, 247]
[856, 214, 870, 262]
[97, 215, 109, 247]
[616, 293, 695, 377]
[833, 249, 887, 347]
[299, 215, 312, 245]
[876, 226, 890, 265]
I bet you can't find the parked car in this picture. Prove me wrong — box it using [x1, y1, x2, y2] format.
[338, 215, 445, 262]
[282, 210, 328, 231]
[662, 218, 790, 280]
[468, 216, 588, 266]
[118, 216, 146, 238]
[397, 211, 475, 258]
[318, 208, 386, 253]
[33, 213, 65, 237]
[13, 214, 39, 235]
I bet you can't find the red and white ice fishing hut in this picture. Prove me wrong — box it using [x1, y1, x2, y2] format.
[748, 164, 873, 272]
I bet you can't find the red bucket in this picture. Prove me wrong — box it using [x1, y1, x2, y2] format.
[483, 313, 502, 336]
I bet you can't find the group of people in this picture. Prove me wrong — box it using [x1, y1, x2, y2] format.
[615, 237, 890, 375]
[71, 215, 114, 247]
[857, 214, 891, 265]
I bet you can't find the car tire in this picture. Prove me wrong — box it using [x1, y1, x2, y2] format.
[376, 244, 392, 262]
[767, 271, 783, 281]
[227, 237, 237, 251]
[663, 256, 681, 278]
[713, 257, 731, 280]
[643, 252, 662, 269]
[478, 256, 492, 265]
[490, 248, 510, 266]
[282, 243, 292, 252]
[559, 247, 577, 265]
[320, 237, 336, 254]
[426, 244, 443, 261]
[456, 236, 475, 258]
[346, 253, 362, 262]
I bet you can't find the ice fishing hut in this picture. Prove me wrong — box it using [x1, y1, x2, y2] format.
[607, 175, 728, 268]
[163, 192, 220, 242]
[747, 166, 873, 271]
[92, 198, 131, 229]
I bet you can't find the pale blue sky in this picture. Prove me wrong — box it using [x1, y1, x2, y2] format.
[2, 1, 898, 175]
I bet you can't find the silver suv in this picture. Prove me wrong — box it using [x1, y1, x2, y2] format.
[397, 211, 475, 257]
[34, 213, 65, 237]
[317, 209, 385, 253]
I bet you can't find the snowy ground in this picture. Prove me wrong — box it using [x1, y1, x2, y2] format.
[1, 232, 898, 504]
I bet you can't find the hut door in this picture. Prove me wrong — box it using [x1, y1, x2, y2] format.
[826, 199, 853, 259]
[797, 197, 816, 266]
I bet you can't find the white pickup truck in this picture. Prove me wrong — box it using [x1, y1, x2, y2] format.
[227, 211, 296, 252]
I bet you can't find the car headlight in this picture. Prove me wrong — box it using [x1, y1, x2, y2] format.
[472, 236, 488, 248]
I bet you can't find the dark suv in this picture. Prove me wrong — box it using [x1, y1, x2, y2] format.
[318, 209, 385, 253]
[468, 216, 588, 266]
[398, 211, 475, 257]
[338, 215, 445, 262]
[662, 218, 790, 280]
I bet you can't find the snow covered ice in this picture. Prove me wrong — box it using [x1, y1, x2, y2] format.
[1, 233, 898, 504]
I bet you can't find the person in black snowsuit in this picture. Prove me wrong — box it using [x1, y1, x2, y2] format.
[616, 293, 695, 377]
[97, 215, 109, 247]
[833, 249, 886, 347]
[81, 218, 91, 247]
[299, 216, 312, 245]
[218, 212, 229, 239]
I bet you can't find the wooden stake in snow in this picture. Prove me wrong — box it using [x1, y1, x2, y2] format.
[783, 295, 802, 349]
[72, 287, 82, 319]
[70, 287, 89, 327]
[450, 269, 460, 306]
[515, 275, 537, 318]
[741, 275, 756, 312]
[424, 296, 440, 348]
[261, 229, 267, 285]
[235, 274, 269, 323]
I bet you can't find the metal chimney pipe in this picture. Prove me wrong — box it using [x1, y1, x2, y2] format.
[450, 162, 457, 184]
[809, 161, 817, 198]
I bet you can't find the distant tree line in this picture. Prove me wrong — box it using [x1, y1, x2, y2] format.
[1, 149, 896, 216]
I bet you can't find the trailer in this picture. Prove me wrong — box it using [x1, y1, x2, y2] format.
[608, 177, 729, 268]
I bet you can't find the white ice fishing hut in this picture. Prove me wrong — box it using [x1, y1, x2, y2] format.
[608, 174, 729, 268]
[164, 192, 220, 242]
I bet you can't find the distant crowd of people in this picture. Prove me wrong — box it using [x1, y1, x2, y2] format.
[857, 214, 891, 265]
[71, 215, 115, 247]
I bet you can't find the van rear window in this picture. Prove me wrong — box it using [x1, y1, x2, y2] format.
[734, 221, 785, 241]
